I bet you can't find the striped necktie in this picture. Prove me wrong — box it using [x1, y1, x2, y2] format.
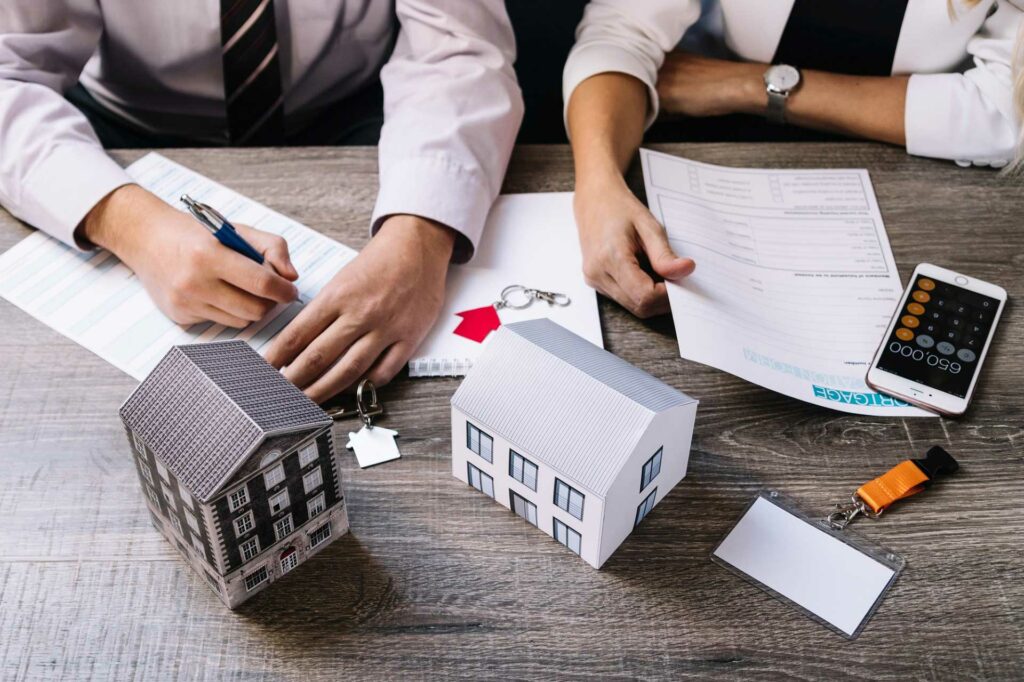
[221, 0, 286, 145]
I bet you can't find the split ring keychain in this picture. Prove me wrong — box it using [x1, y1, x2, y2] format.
[326, 380, 402, 468]
[454, 284, 571, 343]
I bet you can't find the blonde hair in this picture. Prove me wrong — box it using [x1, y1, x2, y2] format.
[951, 0, 1024, 171]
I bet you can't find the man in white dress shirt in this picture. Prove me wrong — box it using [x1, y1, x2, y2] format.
[0, 0, 523, 402]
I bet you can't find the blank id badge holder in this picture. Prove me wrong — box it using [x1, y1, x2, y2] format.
[711, 447, 958, 639]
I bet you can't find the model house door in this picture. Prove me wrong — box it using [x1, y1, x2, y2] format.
[467, 463, 494, 498]
[510, 490, 538, 526]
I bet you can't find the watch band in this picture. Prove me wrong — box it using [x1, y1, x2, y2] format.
[766, 90, 788, 125]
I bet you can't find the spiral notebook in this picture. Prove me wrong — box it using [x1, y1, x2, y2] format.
[407, 193, 603, 377]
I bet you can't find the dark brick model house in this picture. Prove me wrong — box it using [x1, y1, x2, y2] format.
[120, 340, 349, 608]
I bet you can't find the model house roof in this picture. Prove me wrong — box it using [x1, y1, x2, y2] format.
[451, 319, 695, 495]
[120, 340, 331, 503]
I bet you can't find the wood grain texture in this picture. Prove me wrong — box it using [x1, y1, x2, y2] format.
[1, 144, 1022, 681]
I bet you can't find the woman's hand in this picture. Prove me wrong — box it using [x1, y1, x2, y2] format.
[657, 52, 765, 118]
[574, 175, 695, 318]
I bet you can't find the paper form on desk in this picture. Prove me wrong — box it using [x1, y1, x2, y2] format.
[640, 148, 933, 416]
[0, 153, 356, 381]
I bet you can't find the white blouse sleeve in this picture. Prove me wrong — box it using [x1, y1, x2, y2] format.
[562, 0, 702, 132]
[905, 0, 1023, 166]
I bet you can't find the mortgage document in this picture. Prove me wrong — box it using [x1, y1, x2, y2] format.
[640, 148, 933, 417]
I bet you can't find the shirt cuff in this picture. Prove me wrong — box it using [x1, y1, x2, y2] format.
[563, 43, 661, 134]
[905, 73, 1017, 166]
[19, 144, 133, 250]
[371, 155, 492, 264]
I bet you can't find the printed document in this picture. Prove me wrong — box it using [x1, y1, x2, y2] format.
[0, 153, 356, 381]
[641, 148, 933, 416]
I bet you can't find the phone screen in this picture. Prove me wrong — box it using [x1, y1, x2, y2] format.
[875, 274, 999, 398]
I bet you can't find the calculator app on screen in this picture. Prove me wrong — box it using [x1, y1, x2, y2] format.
[875, 276, 999, 398]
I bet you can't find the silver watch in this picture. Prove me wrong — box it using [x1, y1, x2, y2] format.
[763, 64, 801, 125]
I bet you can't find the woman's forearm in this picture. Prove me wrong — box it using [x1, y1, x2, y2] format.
[567, 73, 650, 190]
[739, 66, 909, 145]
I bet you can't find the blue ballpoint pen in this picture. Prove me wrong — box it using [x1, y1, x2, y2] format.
[180, 194, 266, 264]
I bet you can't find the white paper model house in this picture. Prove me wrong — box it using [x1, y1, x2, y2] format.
[450, 318, 698, 568]
[120, 340, 349, 608]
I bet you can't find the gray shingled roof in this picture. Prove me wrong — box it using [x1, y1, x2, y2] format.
[451, 319, 695, 495]
[120, 340, 331, 502]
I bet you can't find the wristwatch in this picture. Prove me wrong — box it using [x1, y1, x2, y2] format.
[763, 64, 801, 125]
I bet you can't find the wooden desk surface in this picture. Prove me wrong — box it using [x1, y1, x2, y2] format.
[1, 144, 1022, 680]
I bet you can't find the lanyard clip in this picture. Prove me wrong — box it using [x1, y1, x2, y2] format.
[827, 494, 880, 531]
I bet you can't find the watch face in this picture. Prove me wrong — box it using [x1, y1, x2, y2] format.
[766, 64, 800, 92]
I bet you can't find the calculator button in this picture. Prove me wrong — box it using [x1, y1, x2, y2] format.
[969, 323, 984, 335]
[937, 342, 955, 355]
[953, 303, 969, 316]
[916, 334, 935, 348]
[901, 315, 920, 328]
[917, 278, 936, 291]
[957, 348, 977, 362]
[964, 336, 980, 349]
[896, 328, 914, 341]
[933, 297, 947, 309]
[949, 317, 963, 329]
[927, 311, 944, 322]
[924, 323, 938, 334]
[973, 310, 990, 323]
[912, 290, 931, 303]
[943, 330, 960, 343]
[907, 302, 925, 315]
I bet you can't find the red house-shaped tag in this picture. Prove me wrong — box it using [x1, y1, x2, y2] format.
[453, 305, 502, 343]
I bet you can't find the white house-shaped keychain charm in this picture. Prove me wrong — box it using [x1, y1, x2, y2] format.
[341, 380, 401, 468]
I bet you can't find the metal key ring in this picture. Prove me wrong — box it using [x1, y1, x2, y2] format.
[355, 379, 383, 427]
[497, 284, 534, 310]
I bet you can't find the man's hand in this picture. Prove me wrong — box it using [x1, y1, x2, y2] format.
[265, 215, 454, 403]
[575, 175, 695, 318]
[656, 52, 765, 118]
[82, 184, 299, 327]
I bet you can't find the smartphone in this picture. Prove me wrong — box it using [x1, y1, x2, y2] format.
[866, 263, 1006, 416]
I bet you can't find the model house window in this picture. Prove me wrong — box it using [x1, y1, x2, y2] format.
[191, 534, 205, 555]
[509, 451, 538, 491]
[640, 448, 663, 492]
[269, 489, 290, 515]
[554, 479, 584, 520]
[185, 510, 200, 534]
[274, 514, 293, 541]
[466, 422, 493, 463]
[228, 484, 249, 512]
[234, 511, 255, 537]
[303, 466, 323, 494]
[155, 460, 170, 483]
[264, 463, 285, 489]
[298, 442, 319, 468]
[553, 518, 582, 556]
[307, 492, 326, 518]
[137, 460, 155, 486]
[161, 483, 177, 510]
[131, 431, 146, 456]
[280, 551, 299, 574]
[244, 565, 268, 591]
[510, 491, 538, 527]
[146, 486, 160, 509]
[178, 483, 194, 510]
[168, 513, 183, 537]
[635, 488, 658, 528]
[240, 536, 261, 562]
[310, 522, 332, 548]
[467, 462, 494, 498]
[204, 570, 220, 590]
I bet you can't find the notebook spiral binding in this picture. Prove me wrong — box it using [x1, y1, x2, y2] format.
[407, 357, 475, 377]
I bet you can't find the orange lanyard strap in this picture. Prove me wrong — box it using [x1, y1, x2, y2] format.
[829, 446, 958, 530]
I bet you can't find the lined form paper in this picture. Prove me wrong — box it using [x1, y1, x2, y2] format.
[641, 148, 933, 416]
[0, 153, 356, 380]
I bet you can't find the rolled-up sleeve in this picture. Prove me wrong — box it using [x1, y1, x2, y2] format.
[372, 0, 524, 263]
[0, 1, 133, 249]
[562, 0, 700, 131]
[905, 0, 1023, 165]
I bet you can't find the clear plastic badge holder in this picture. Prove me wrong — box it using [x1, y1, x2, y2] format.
[711, 490, 905, 640]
